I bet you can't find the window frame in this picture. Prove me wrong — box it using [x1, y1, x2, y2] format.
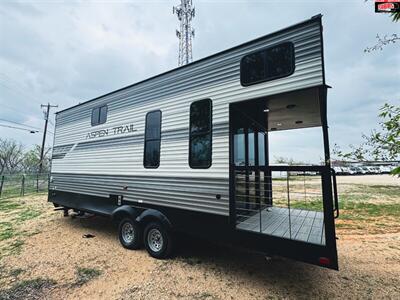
[143, 110, 162, 169]
[240, 41, 295, 87]
[91, 104, 108, 126]
[189, 99, 212, 169]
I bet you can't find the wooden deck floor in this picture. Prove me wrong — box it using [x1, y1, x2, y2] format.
[236, 207, 326, 245]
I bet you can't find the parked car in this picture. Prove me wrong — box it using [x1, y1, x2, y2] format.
[348, 167, 358, 175]
[364, 166, 375, 174]
[372, 166, 382, 174]
[333, 166, 343, 175]
[340, 166, 351, 175]
[380, 165, 393, 174]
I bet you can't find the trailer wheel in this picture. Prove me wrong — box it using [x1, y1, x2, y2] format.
[143, 222, 173, 259]
[118, 218, 142, 250]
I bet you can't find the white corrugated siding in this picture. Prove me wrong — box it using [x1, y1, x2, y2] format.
[50, 18, 324, 216]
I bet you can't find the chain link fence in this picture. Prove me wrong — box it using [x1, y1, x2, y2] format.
[0, 173, 49, 199]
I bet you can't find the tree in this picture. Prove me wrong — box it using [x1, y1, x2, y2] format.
[333, 102, 400, 175]
[363, 1, 400, 52]
[274, 156, 304, 165]
[392, 11, 400, 22]
[0, 139, 51, 174]
[0, 139, 24, 174]
[22, 145, 51, 173]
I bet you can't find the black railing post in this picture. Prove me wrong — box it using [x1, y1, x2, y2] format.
[303, 171, 307, 203]
[287, 171, 292, 239]
[254, 129, 261, 209]
[244, 127, 250, 211]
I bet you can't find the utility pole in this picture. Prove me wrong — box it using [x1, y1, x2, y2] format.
[39, 103, 58, 174]
[173, 0, 195, 66]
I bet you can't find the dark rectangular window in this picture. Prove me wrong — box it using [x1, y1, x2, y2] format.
[240, 42, 295, 86]
[189, 99, 212, 168]
[91, 105, 108, 126]
[144, 110, 161, 168]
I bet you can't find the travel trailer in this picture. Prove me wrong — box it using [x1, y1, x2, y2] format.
[49, 15, 339, 269]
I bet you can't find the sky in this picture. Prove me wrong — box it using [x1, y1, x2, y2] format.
[0, 0, 399, 163]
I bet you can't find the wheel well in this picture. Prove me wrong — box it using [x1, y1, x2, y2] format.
[139, 215, 161, 227]
[136, 209, 173, 231]
[113, 211, 130, 223]
[111, 206, 140, 224]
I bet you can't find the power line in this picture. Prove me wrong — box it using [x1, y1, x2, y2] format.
[0, 123, 39, 133]
[0, 118, 41, 131]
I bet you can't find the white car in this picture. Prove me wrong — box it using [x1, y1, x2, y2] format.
[333, 166, 343, 175]
[365, 166, 376, 174]
[380, 165, 393, 174]
[340, 166, 351, 175]
[348, 167, 358, 175]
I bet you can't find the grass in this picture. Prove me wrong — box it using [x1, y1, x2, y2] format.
[351, 184, 400, 198]
[0, 200, 21, 212]
[9, 268, 24, 277]
[3, 240, 25, 256]
[0, 195, 44, 261]
[75, 267, 102, 285]
[15, 209, 41, 222]
[271, 183, 400, 234]
[0, 278, 56, 300]
[276, 199, 400, 220]
[0, 223, 15, 241]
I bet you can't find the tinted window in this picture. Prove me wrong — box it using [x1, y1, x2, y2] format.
[144, 110, 161, 168]
[190, 99, 211, 134]
[241, 42, 294, 86]
[99, 106, 108, 124]
[91, 105, 107, 126]
[145, 111, 161, 139]
[144, 140, 160, 167]
[189, 99, 212, 168]
[91, 107, 100, 125]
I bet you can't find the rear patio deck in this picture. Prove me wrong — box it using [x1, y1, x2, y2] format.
[236, 207, 326, 245]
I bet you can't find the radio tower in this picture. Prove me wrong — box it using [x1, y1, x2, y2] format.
[173, 0, 195, 66]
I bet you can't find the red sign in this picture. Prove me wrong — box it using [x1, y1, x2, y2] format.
[375, 0, 400, 12]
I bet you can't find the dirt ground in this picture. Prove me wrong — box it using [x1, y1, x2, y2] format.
[0, 175, 399, 299]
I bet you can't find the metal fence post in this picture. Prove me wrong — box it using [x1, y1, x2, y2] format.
[0, 175, 4, 198]
[36, 173, 39, 193]
[20, 175, 25, 196]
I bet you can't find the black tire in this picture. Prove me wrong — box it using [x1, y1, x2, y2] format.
[118, 218, 142, 250]
[143, 222, 173, 259]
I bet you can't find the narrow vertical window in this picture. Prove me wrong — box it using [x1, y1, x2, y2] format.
[91, 105, 107, 126]
[144, 110, 161, 168]
[189, 99, 212, 168]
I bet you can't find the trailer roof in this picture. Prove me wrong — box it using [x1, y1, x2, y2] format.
[57, 14, 322, 115]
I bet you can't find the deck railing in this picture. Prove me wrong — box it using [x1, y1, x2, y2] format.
[233, 165, 331, 245]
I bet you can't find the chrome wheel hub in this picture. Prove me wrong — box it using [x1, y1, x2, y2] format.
[148, 228, 163, 252]
[122, 222, 135, 244]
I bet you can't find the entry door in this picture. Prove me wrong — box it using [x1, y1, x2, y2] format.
[233, 127, 272, 213]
